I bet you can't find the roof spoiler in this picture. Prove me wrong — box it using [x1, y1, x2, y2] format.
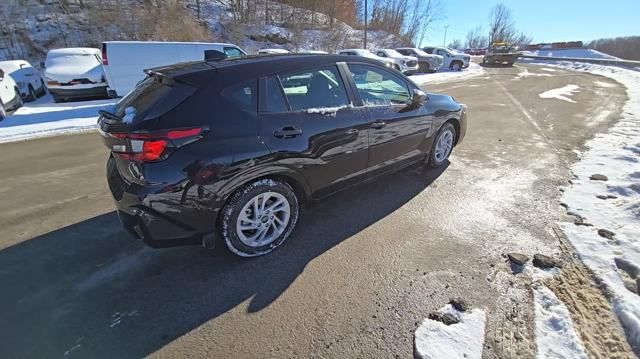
[204, 50, 227, 61]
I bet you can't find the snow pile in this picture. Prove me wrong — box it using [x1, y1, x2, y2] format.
[515, 67, 552, 79]
[0, 96, 116, 143]
[533, 285, 589, 359]
[411, 62, 485, 85]
[528, 60, 640, 350]
[526, 48, 619, 60]
[414, 305, 486, 359]
[538, 85, 580, 103]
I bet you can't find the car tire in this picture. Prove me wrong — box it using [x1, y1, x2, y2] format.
[221, 178, 299, 257]
[428, 122, 456, 167]
[0, 100, 5, 121]
[53, 96, 63, 103]
[39, 80, 47, 96]
[14, 89, 23, 109]
[394, 64, 401, 71]
[423, 63, 430, 73]
[450, 61, 462, 71]
[26, 85, 37, 101]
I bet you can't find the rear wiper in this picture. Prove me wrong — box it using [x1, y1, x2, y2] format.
[99, 110, 123, 123]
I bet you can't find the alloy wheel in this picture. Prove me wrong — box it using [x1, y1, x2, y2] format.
[236, 191, 291, 247]
[434, 128, 454, 163]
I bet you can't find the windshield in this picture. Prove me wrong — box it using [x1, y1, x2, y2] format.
[412, 49, 429, 56]
[46, 54, 100, 68]
[385, 49, 404, 57]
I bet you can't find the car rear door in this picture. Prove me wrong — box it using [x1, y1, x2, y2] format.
[344, 63, 433, 176]
[258, 64, 370, 199]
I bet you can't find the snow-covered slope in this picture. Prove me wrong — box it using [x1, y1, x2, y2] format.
[524, 48, 619, 60]
[0, 0, 402, 67]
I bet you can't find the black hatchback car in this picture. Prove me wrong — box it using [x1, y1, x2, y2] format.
[98, 54, 467, 257]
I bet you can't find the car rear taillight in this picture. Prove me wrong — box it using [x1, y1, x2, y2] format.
[110, 127, 205, 163]
[102, 43, 108, 65]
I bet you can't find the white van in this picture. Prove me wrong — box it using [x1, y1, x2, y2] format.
[101, 41, 247, 97]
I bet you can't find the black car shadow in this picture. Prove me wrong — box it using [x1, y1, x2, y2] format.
[0, 163, 448, 358]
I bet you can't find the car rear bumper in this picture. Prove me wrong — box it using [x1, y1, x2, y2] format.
[107, 157, 218, 248]
[48, 84, 108, 100]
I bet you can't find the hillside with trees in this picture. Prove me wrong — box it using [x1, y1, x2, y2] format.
[0, 0, 444, 65]
[588, 36, 640, 61]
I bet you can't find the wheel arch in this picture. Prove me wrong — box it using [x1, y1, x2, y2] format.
[213, 165, 312, 229]
[445, 118, 461, 145]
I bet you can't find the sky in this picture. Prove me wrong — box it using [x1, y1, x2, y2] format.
[419, 0, 640, 47]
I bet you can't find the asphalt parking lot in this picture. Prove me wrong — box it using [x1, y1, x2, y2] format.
[0, 64, 629, 358]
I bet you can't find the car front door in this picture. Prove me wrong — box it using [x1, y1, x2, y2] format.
[345, 63, 434, 176]
[258, 64, 370, 199]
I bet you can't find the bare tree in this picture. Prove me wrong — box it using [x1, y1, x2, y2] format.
[447, 39, 462, 49]
[488, 3, 515, 44]
[465, 25, 488, 49]
[588, 36, 640, 61]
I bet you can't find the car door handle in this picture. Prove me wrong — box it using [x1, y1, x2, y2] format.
[274, 126, 303, 138]
[371, 120, 386, 129]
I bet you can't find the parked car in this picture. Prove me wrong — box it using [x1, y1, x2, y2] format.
[101, 41, 247, 97]
[258, 48, 290, 54]
[373, 49, 419, 75]
[44, 48, 108, 103]
[0, 68, 23, 120]
[299, 50, 328, 54]
[0, 60, 46, 101]
[395, 47, 443, 73]
[336, 49, 395, 68]
[421, 46, 471, 71]
[98, 54, 467, 256]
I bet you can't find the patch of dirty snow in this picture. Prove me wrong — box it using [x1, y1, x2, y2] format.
[528, 60, 640, 351]
[414, 304, 486, 359]
[411, 62, 484, 85]
[516, 67, 553, 79]
[540, 68, 558, 72]
[539, 85, 580, 103]
[534, 285, 589, 359]
[594, 80, 617, 88]
[0, 95, 116, 143]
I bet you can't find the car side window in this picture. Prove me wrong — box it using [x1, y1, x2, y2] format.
[278, 66, 349, 111]
[377, 51, 386, 57]
[223, 47, 245, 58]
[263, 75, 289, 112]
[347, 64, 411, 106]
[221, 80, 256, 113]
[437, 49, 447, 56]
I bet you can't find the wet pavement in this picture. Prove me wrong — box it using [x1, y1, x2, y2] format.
[0, 64, 628, 358]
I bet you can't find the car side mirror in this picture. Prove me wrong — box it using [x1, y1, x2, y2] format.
[403, 88, 427, 111]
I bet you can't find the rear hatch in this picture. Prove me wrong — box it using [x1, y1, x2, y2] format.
[98, 72, 206, 184]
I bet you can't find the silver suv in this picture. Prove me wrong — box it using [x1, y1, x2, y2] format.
[395, 48, 443, 73]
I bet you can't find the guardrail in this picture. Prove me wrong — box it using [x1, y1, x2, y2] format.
[519, 54, 640, 68]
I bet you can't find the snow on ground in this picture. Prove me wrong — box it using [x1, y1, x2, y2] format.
[528, 60, 640, 350]
[0, 95, 116, 143]
[414, 305, 486, 359]
[515, 67, 553, 79]
[524, 48, 620, 60]
[538, 84, 581, 103]
[533, 285, 589, 359]
[410, 62, 484, 86]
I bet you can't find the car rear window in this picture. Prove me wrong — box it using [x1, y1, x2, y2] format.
[114, 75, 195, 123]
[221, 80, 256, 113]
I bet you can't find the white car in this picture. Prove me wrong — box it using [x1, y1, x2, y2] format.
[421, 46, 471, 71]
[373, 49, 419, 75]
[45, 48, 109, 103]
[258, 48, 290, 54]
[0, 60, 46, 101]
[0, 68, 23, 121]
[102, 41, 247, 97]
[336, 49, 395, 68]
